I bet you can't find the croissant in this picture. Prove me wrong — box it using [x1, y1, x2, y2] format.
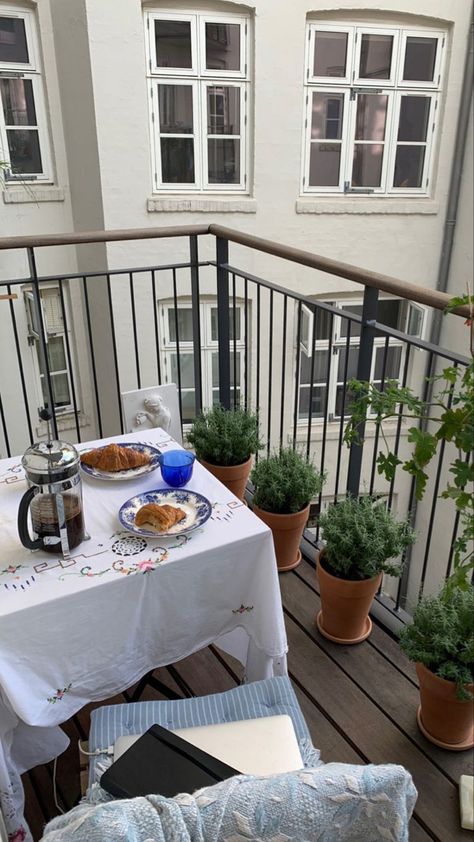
[135, 503, 186, 532]
[81, 443, 150, 472]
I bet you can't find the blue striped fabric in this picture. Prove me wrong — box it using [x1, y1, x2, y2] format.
[88, 677, 310, 786]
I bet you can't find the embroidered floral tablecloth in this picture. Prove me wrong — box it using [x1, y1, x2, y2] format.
[0, 428, 287, 842]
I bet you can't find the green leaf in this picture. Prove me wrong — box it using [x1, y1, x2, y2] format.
[403, 460, 429, 500]
[377, 452, 401, 482]
[406, 427, 438, 468]
[449, 459, 474, 489]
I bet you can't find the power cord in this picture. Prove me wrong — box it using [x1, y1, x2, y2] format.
[52, 741, 114, 817]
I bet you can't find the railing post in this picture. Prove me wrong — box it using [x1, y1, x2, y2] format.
[216, 236, 231, 409]
[190, 235, 203, 415]
[346, 285, 379, 497]
[27, 247, 58, 440]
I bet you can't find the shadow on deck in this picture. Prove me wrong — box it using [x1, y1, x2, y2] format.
[23, 558, 473, 841]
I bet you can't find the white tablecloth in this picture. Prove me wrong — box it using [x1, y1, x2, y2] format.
[0, 428, 287, 842]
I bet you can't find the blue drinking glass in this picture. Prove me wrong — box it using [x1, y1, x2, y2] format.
[159, 450, 195, 487]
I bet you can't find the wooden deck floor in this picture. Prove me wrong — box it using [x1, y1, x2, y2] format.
[23, 557, 473, 841]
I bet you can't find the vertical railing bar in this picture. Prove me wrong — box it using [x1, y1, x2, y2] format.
[129, 271, 141, 390]
[346, 286, 379, 497]
[334, 320, 352, 501]
[82, 276, 103, 438]
[292, 301, 302, 449]
[232, 272, 237, 409]
[0, 392, 11, 457]
[369, 335, 390, 496]
[7, 283, 34, 444]
[172, 269, 184, 425]
[255, 283, 261, 464]
[27, 246, 58, 439]
[279, 295, 288, 450]
[189, 235, 203, 415]
[316, 312, 334, 542]
[418, 365, 457, 599]
[58, 280, 81, 442]
[216, 237, 231, 409]
[388, 343, 412, 507]
[305, 306, 317, 460]
[151, 269, 162, 385]
[106, 273, 124, 433]
[267, 289, 273, 455]
[244, 276, 249, 411]
[446, 507, 461, 579]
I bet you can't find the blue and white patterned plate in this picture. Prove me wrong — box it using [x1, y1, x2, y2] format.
[80, 442, 161, 481]
[119, 488, 212, 537]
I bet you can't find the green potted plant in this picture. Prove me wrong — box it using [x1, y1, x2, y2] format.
[317, 495, 415, 644]
[399, 586, 474, 750]
[186, 405, 261, 500]
[250, 448, 325, 571]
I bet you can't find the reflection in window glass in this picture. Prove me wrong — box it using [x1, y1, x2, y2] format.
[311, 92, 344, 140]
[403, 37, 437, 82]
[155, 20, 192, 68]
[355, 94, 387, 141]
[7, 129, 42, 173]
[393, 145, 425, 188]
[0, 16, 29, 63]
[160, 137, 194, 183]
[359, 34, 393, 79]
[397, 96, 430, 142]
[0, 78, 36, 125]
[208, 138, 240, 183]
[352, 143, 384, 187]
[158, 85, 193, 133]
[313, 31, 348, 77]
[205, 23, 240, 71]
[207, 87, 240, 134]
[309, 144, 341, 187]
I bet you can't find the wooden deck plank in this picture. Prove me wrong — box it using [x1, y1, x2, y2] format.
[282, 565, 473, 783]
[284, 613, 469, 842]
[172, 646, 239, 695]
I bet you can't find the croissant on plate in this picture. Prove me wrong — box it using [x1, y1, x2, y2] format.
[135, 503, 186, 532]
[81, 443, 150, 472]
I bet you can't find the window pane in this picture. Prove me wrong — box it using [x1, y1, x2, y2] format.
[7, 129, 42, 173]
[393, 145, 426, 188]
[208, 138, 240, 183]
[51, 373, 71, 407]
[374, 345, 402, 380]
[155, 20, 192, 69]
[160, 137, 194, 182]
[314, 307, 332, 340]
[403, 37, 437, 82]
[171, 352, 195, 388]
[311, 92, 344, 140]
[299, 385, 327, 419]
[359, 34, 393, 79]
[180, 390, 196, 422]
[47, 337, 67, 372]
[211, 307, 241, 341]
[313, 31, 348, 77]
[212, 352, 241, 387]
[1, 78, 36, 125]
[205, 23, 240, 72]
[407, 305, 423, 337]
[377, 300, 401, 330]
[337, 346, 358, 381]
[309, 143, 341, 187]
[300, 349, 329, 384]
[207, 86, 240, 134]
[397, 96, 430, 142]
[168, 308, 194, 343]
[352, 144, 383, 187]
[355, 94, 387, 141]
[335, 385, 357, 417]
[339, 304, 362, 338]
[158, 85, 193, 133]
[0, 16, 29, 64]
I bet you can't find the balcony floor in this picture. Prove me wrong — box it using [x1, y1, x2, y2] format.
[23, 558, 473, 842]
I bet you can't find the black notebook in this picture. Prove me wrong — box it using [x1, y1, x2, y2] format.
[100, 723, 239, 799]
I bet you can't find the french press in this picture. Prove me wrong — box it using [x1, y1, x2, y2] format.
[18, 435, 86, 559]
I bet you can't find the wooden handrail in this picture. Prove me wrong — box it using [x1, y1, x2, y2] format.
[0, 222, 470, 318]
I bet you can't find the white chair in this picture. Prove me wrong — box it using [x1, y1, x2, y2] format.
[121, 384, 182, 444]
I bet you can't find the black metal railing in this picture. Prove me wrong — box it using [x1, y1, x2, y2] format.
[0, 224, 470, 630]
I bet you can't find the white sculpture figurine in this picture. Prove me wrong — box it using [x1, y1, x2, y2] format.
[135, 394, 172, 431]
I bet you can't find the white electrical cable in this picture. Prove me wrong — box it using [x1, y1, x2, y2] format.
[52, 742, 114, 818]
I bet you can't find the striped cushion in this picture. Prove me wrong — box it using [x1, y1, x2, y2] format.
[88, 677, 311, 786]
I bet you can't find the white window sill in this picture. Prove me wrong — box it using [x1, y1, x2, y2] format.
[3, 186, 65, 204]
[147, 196, 257, 213]
[295, 198, 439, 215]
[292, 418, 404, 444]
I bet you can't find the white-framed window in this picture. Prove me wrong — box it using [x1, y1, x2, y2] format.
[24, 286, 76, 413]
[160, 298, 245, 422]
[297, 298, 424, 422]
[302, 21, 445, 195]
[0, 5, 52, 181]
[145, 9, 249, 192]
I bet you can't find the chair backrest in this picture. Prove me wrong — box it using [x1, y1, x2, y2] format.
[121, 384, 182, 444]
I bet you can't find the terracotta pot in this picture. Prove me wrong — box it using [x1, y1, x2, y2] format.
[200, 456, 252, 501]
[316, 551, 382, 644]
[415, 662, 474, 750]
[252, 504, 309, 571]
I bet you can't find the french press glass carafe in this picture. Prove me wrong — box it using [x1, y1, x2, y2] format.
[18, 439, 86, 558]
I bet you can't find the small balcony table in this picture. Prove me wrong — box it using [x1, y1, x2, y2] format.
[0, 428, 287, 842]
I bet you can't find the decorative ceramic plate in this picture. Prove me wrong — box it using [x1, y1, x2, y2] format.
[80, 443, 161, 481]
[118, 488, 212, 537]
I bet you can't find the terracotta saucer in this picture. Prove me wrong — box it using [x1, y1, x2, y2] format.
[416, 706, 474, 751]
[278, 549, 302, 573]
[316, 610, 372, 645]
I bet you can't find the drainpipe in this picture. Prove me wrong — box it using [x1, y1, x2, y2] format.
[398, 8, 474, 608]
